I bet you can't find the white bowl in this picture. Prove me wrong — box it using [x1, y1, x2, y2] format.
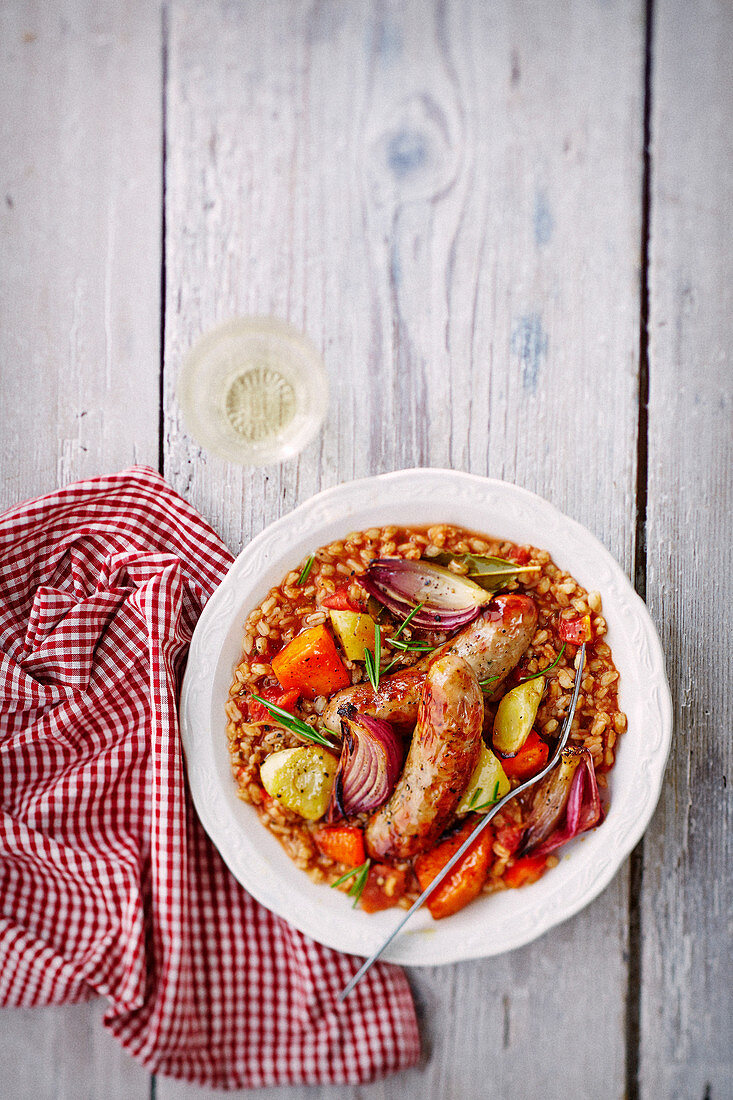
[180, 470, 672, 965]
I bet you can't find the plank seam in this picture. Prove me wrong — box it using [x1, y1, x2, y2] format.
[158, 0, 169, 479]
[626, 0, 655, 1097]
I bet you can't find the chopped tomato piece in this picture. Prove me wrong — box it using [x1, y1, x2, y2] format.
[313, 825, 366, 868]
[504, 854, 547, 889]
[321, 586, 361, 612]
[512, 546, 532, 566]
[494, 823, 524, 856]
[557, 613, 593, 645]
[414, 820, 494, 920]
[359, 863, 409, 913]
[499, 730, 549, 781]
[271, 624, 351, 700]
[247, 686, 300, 723]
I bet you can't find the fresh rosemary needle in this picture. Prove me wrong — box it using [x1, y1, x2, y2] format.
[516, 643, 567, 685]
[387, 637, 436, 653]
[250, 695, 334, 748]
[393, 601, 425, 638]
[480, 643, 567, 692]
[331, 858, 371, 907]
[296, 555, 315, 586]
[469, 779, 501, 812]
[364, 621, 381, 692]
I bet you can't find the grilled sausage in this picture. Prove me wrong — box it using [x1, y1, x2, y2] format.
[322, 593, 538, 734]
[365, 653, 483, 861]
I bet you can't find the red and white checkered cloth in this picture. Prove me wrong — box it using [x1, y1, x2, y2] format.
[0, 466, 419, 1088]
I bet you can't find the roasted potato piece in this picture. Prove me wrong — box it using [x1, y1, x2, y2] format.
[260, 746, 339, 820]
[492, 677, 545, 757]
[456, 742, 511, 813]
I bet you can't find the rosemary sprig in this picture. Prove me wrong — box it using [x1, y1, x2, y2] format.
[393, 601, 425, 638]
[479, 671, 504, 690]
[469, 779, 501, 812]
[364, 621, 381, 692]
[250, 694, 334, 748]
[331, 858, 371, 907]
[516, 643, 566, 685]
[296, 555, 315, 586]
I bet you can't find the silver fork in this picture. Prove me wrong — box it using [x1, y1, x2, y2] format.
[339, 643, 587, 1000]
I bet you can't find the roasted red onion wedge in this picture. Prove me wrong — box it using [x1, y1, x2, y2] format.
[327, 707, 404, 821]
[519, 747, 603, 857]
[360, 558, 492, 630]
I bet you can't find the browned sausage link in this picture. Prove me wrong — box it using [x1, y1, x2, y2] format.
[365, 654, 484, 861]
[323, 667, 425, 734]
[322, 593, 538, 734]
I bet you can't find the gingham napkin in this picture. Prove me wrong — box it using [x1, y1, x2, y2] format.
[0, 467, 419, 1088]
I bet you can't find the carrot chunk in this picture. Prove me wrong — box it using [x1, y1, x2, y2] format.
[271, 624, 351, 700]
[500, 730, 549, 781]
[504, 854, 548, 889]
[313, 825, 366, 868]
[414, 820, 494, 920]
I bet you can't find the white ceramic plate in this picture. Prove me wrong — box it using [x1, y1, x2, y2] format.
[180, 469, 672, 965]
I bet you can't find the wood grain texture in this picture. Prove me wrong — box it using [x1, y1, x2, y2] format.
[639, 2, 733, 1097]
[1, 1003, 151, 1100]
[0, 0, 162, 511]
[6, 0, 729, 1097]
[0, 1, 159, 1096]
[160, 2, 644, 1098]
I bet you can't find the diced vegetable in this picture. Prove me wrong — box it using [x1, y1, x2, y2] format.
[259, 746, 339, 820]
[271, 624, 351, 700]
[312, 824, 366, 867]
[328, 709, 404, 820]
[504, 854, 547, 889]
[414, 820, 494, 920]
[499, 731, 549, 780]
[495, 822, 524, 856]
[322, 586, 361, 612]
[328, 609, 378, 662]
[360, 558, 492, 631]
[456, 743, 511, 814]
[557, 613, 593, 645]
[492, 676, 545, 756]
[359, 863, 409, 913]
[247, 686, 300, 723]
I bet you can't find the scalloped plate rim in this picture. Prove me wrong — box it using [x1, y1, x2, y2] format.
[180, 468, 673, 964]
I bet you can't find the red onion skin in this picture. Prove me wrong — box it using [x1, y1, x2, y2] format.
[527, 751, 604, 857]
[327, 710, 404, 820]
[360, 559, 489, 631]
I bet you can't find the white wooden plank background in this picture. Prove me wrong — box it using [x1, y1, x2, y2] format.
[1, 2, 159, 1096]
[640, 2, 732, 1098]
[1, 1, 730, 1098]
